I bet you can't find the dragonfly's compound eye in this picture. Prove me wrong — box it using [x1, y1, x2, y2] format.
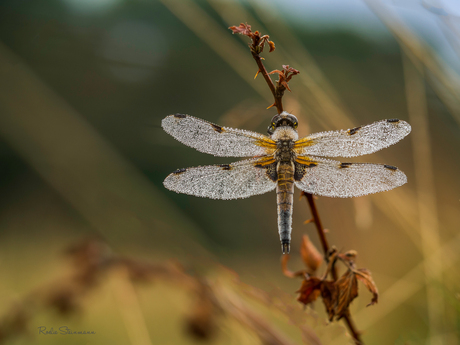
[267, 123, 276, 134]
[293, 122, 298, 129]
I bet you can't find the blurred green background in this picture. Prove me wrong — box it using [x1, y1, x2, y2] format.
[0, 0, 459, 344]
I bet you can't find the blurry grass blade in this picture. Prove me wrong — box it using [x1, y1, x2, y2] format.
[112, 268, 153, 345]
[352, 230, 460, 331]
[0, 41, 213, 259]
[363, 0, 460, 127]
[402, 51, 444, 343]
[159, 0, 272, 103]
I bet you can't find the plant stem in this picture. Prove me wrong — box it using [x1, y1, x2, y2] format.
[250, 51, 284, 114]
[238, 24, 362, 344]
[304, 192, 363, 345]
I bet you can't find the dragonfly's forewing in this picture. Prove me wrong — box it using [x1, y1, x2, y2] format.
[294, 119, 411, 158]
[162, 114, 276, 157]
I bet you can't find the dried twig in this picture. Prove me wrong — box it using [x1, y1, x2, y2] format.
[229, 23, 299, 114]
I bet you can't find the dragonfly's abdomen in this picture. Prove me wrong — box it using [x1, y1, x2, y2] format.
[276, 162, 295, 254]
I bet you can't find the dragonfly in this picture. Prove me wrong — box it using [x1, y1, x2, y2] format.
[162, 112, 411, 254]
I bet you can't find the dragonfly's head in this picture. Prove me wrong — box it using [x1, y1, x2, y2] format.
[267, 111, 298, 135]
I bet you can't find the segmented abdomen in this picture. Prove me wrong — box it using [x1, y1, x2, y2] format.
[276, 162, 295, 253]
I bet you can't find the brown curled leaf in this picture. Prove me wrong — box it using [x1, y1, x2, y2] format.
[269, 66, 299, 92]
[300, 235, 323, 273]
[229, 23, 253, 37]
[338, 250, 357, 264]
[268, 40, 275, 52]
[355, 268, 379, 306]
[281, 80, 291, 91]
[335, 269, 358, 319]
[282, 65, 300, 81]
[185, 281, 218, 340]
[297, 277, 322, 305]
[281, 254, 296, 278]
[320, 280, 337, 321]
[269, 69, 283, 76]
[280, 254, 305, 278]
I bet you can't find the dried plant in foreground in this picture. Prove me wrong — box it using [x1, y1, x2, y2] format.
[0, 238, 348, 345]
[282, 237, 378, 321]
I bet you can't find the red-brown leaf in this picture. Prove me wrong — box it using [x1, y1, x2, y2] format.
[280, 254, 306, 278]
[281, 254, 296, 278]
[320, 280, 337, 321]
[297, 277, 322, 305]
[228, 23, 252, 37]
[268, 69, 284, 77]
[300, 235, 323, 273]
[355, 268, 378, 306]
[281, 80, 291, 91]
[335, 269, 358, 319]
[338, 250, 357, 264]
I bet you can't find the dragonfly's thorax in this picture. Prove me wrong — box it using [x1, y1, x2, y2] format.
[275, 139, 295, 162]
[271, 126, 299, 141]
[272, 126, 297, 163]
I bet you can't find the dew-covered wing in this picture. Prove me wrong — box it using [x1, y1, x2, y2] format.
[294, 156, 407, 198]
[163, 157, 277, 200]
[293, 119, 411, 158]
[162, 114, 276, 157]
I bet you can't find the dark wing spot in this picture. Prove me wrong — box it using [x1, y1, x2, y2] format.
[340, 162, 353, 168]
[219, 164, 232, 170]
[173, 168, 187, 174]
[211, 124, 224, 133]
[173, 113, 187, 118]
[384, 164, 398, 171]
[266, 163, 278, 182]
[348, 126, 362, 135]
[294, 162, 317, 181]
[255, 163, 278, 182]
[387, 119, 400, 123]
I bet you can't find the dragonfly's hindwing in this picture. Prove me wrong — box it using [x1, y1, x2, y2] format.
[294, 156, 407, 197]
[164, 157, 277, 200]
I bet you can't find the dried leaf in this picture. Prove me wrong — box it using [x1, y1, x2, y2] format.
[281, 254, 296, 278]
[228, 23, 252, 37]
[355, 268, 378, 306]
[335, 270, 358, 319]
[338, 250, 357, 264]
[320, 280, 337, 321]
[186, 282, 217, 340]
[300, 235, 323, 273]
[282, 65, 300, 77]
[297, 277, 322, 305]
[268, 40, 275, 52]
[281, 80, 291, 91]
[268, 69, 283, 76]
[269, 65, 300, 93]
